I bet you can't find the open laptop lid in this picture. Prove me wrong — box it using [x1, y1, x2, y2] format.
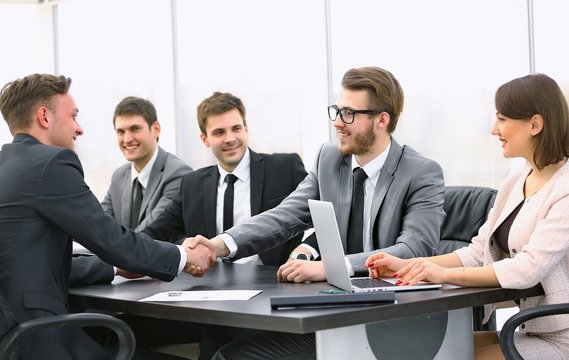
[308, 199, 355, 292]
[308, 199, 442, 293]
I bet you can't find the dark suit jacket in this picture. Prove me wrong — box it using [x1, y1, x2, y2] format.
[101, 146, 192, 231]
[0, 134, 181, 360]
[227, 139, 445, 274]
[143, 149, 308, 266]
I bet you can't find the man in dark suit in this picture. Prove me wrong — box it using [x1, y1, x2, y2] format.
[143, 91, 308, 266]
[191, 67, 445, 359]
[0, 74, 215, 360]
[140, 92, 308, 359]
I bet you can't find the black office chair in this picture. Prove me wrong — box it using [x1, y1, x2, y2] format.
[0, 289, 136, 360]
[438, 186, 498, 331]
[499, 303, 569, 360]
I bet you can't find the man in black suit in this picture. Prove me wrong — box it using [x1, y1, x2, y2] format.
[0, 74, 215, 360]
[140, 92, 309, 359]
[144, 91, 308, 266]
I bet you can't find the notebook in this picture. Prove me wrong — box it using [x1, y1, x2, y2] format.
[308, 199, 442, 293]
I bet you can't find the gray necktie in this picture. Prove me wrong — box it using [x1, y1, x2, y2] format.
[129, 178, 143, 229]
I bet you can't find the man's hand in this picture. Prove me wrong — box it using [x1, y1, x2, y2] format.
[116, 268, 145, 279]
[181, 236, 217, 277]
[186, 235, 230, 258]
[277, 260, 326, 283]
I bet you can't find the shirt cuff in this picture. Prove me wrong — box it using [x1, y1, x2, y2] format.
[220, 233, 237, 259]
[177, 245, 187, 274]
[299, 243, 320, 259]
[113, 266, 117, 276]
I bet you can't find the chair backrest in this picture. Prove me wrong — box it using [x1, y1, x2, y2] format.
[500, 302, 569, 360]
[0, 289, 19, 360]
[438, 186, 497, 255]
[0, 289, 135, 360]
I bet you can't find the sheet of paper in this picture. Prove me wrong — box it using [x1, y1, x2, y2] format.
[139, 290, 262, 302]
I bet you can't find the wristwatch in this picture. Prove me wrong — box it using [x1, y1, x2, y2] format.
[289, 251, 310, 261]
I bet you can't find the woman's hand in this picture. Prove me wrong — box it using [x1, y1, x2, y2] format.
[393, 258, 450, 285]
[365, 252, 410, 278]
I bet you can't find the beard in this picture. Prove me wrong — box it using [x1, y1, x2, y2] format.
[338, 120, 376, 156]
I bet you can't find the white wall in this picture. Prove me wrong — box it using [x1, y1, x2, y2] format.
[1, 0, 568, 199]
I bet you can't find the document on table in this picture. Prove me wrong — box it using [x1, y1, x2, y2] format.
[140, 290, 262, 302]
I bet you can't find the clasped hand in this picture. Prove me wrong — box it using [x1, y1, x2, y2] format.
[181, 235, 217, 277]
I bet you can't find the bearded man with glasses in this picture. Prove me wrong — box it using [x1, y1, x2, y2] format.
[188, 66, 445, 359]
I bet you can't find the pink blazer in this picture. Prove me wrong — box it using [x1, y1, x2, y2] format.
[455, 160, 569, 334]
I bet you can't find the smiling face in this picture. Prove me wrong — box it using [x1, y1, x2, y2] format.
[45, 93, 83, 152]
[114, 114, 160, 171]
[333, 88, 385, 165]
[200, 108, 248, 172]
[491, 113, 535, 160]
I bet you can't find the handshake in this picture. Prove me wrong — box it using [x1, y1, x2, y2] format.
[180, 235, 230, 277]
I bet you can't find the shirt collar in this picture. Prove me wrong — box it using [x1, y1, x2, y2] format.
[131, 146, 159, 188]
[350, 140, 391, 180]
[217, 148, 251, 186]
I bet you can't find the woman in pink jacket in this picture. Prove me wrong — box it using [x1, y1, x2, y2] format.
[366, 73, 569, 360]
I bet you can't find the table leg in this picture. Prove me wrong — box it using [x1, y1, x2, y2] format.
[315, 308, 473, 360]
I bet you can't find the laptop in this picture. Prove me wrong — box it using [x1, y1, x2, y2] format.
[308, 199, 442, 293]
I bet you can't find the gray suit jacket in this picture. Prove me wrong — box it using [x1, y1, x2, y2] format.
[101, 146, 192, 231]
[227, 139, 445, 273]
[71, 146, 191, 285]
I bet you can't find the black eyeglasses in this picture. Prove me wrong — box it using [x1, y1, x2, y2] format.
[327, 105, 381, 124]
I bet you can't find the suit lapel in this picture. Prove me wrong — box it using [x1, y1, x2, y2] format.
[249, 150, 264, 215]
[140, 147, 166, 222]
[204, 167, 219, 237]
[370, 140, 402, 233]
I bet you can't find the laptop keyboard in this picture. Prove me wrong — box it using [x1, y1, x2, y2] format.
[351, 277, 395, 289]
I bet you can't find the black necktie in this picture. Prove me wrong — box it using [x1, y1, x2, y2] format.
[223, 174, 238, 231]
[130, 178, 143, 229]
[347, 167, 368, 254]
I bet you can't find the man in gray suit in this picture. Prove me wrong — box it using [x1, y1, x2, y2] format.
[102, 96, 192, 232]
[71, 96, 192, 284]
[70, 97, 194, 351]
[193, 66, 446, 359]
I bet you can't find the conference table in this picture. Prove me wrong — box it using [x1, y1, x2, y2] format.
[69, 262, 543, 360]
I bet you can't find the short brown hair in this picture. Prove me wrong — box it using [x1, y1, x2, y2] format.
[495, 73, 569, 169]
[341, 67, 404, 133]
[113, 96, 157, 128]
[196, 92, 246, 135]
[0, 74, 71, 134]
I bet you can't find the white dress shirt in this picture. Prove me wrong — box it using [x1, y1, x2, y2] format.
[300, 141, 391, 274]
[217, 149, 262, 265]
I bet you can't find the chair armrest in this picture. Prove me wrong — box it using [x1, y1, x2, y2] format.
[500, 303, 569, 360]
[0, 313, 135, 360]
